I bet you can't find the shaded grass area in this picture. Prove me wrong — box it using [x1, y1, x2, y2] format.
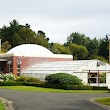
[0, 86, 108, 93]
[95, 97, 110, 106]
[0, 101, 5, 110]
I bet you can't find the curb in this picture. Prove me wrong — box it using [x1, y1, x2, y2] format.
[90, 98, 110, 110]
[0, 97, 14, 110]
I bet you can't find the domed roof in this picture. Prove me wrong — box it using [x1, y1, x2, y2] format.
[7, 44, 53, 57]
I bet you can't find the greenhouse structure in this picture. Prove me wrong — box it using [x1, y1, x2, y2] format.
[23, 60, 110, 87]
[0, 44, 110, 86]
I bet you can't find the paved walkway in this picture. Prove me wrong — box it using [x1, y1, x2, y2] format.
[0, 89, 109, 110]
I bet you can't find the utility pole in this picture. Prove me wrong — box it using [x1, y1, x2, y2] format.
[109, 39, 110, 64]
[0, 39, 1, 53]
[108, 34, 110, 64]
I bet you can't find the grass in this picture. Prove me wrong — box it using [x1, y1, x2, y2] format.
[0, 101, 5, 110]
[95, 97, 110, 106]
[0, 86, 108, 93]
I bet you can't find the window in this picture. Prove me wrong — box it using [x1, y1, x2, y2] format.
[17, 60, 21, 76]
[17, 64, 21, 76]
[99, 72, 106, 83]
[8, 60, 12, 73]
[88, 73, 97, 83]
[88, 72, 106, 84]
[9, 64, 12, 72]
[0, 67, 3, 73]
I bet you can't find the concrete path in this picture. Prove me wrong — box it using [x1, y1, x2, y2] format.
[0, 89, 109, 110]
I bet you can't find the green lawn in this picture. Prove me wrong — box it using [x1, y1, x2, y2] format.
[95, 97, 110, 106]
[0, 101, 5, 110]
[0, 86, 108, 93]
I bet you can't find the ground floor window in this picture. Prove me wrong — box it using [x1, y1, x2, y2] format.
[7, 60, 12, 73]
[17, 64, 21, 76]
[0, 67, 3, 73]
[99, 72, 106, 83]
[17, 60, 22, 76]
[88, 72, 97, 83]
[9, 64, 12, 73]
[88, 72, 106, 84]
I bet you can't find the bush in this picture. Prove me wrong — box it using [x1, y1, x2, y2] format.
[16, 76, 29, 82]
[0, 81, 24, 86]
[16, 76, 43, 84]
[0, 73, 15, 82]
[45, 73, 82, 85]
[27, 77, 42, 83]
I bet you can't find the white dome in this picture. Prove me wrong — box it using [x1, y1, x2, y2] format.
[7, 44, 53, 57]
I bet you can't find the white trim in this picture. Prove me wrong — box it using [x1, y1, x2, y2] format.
[0, 59, 7, 61]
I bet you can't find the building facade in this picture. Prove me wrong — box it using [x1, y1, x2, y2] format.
[0, 44, 73, 76]
[0, 44, 110, 86]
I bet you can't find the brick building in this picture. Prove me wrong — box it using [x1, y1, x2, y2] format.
[1, 44, 110, 86]
[0, 44, 73, 76]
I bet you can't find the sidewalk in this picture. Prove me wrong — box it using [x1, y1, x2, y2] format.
[90, 98, 110, 110]
[0, 97, 14, 110]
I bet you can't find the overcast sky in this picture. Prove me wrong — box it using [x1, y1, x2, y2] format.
[0, 0, 110, 43]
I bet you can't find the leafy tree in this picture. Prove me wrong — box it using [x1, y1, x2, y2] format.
[0, 20, 22, 45]
[18, 27, 36, 44]
[12, 33, 24, 47]
[0, 20, 50, 49]
[90, 55, 108, 63]
[98, 35, 109, 59]
[67, 32, 90, 46]
[78, 45, 89, 59]
[35, 30, 50, 48]
[50, 43, 71, 54]
[87, 37, 99, 56]
[1, 41, 11, 53]
[69, 43, 88, 59]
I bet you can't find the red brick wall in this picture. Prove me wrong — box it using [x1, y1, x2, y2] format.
[17, 56, 73, 74]
[0, 56, 73, 76]
[12, 56, 18, 76]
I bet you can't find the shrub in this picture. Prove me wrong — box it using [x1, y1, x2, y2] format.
[16, 76, 29, 82]
[0, 73, 15, 82]
[27, 77, 42, 83]
[45, 73, 82, 85]
[0, 81, 24, 86]
[16, 76, 43, 84]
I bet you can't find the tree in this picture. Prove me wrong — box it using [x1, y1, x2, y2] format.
[18, 27, 36, 44]
[78, 45, 89, 59]
[0, 20, 23, 47]
[35, 30, 50, 48]
[69, 43, 88, 59]
[67, 32, 90, 46]
[98, 35, 109, 59]
[0, 20, 50, 49]
[90, 55, 108, 63]
[50, 43, 71, 54]
[1, 41, 11, 53]
[86, 37, 99, 57]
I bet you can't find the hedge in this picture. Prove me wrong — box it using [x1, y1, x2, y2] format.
[0, 81, 24, 86]
[37, 84, 108, 90]
[0, 81, 108, 90]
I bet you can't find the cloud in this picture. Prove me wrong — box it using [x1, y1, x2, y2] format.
[0, 0, 110, 43]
